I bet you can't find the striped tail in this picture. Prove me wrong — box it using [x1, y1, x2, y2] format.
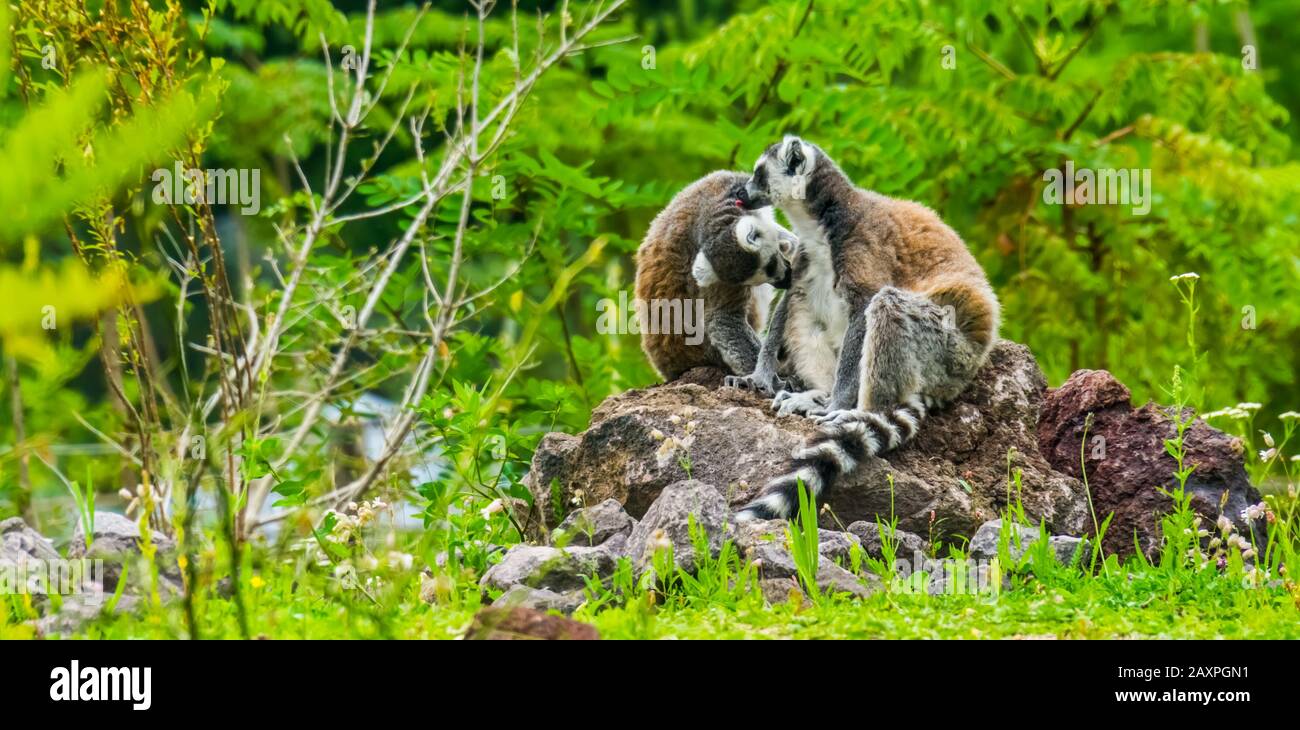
[736, 395, 930, 521]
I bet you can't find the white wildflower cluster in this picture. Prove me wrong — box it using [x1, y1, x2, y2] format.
[325, 498, 390, 546]
[1168, 272, 1200, 282]
[651, 413, 697, 467]
[1240, 501, 1273, 526]
[1200, 510, 1263, 566]
[320, 499, 414, 588]
[1202, 402, 1262, 421]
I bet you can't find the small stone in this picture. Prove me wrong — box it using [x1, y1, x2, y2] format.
[845, 521, 929, 561]
[492, 584, 586, 615]
[464, 606, 599, 640]
[480, 545, 616, 594]
[554, 499, 635, 547]
[968, 519, 1042, 562]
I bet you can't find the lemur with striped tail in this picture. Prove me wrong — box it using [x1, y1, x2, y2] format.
[733, 136, 1000, 521]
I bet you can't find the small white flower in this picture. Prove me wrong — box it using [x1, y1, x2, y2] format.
[1279, 411, 1300, 421]
[1169, 272, 1200, 282]
[1241, 502, 1268, 524]
[1261, 431, 1275, 448]
[480, 498, 504, 520]
[1260, 448, 1277, 461]
[1216, 515, 1233, 533]
[656, 435, 682, 462]
[386, 551, 414, 570]
[1204, 407, 1251, 421]
[1237, 402, 1263, 412]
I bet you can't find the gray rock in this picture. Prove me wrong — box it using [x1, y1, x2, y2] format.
[67, 511, 181, 596]
[625, 480, 731, 574]
[554, 498, 636, 547]
[1049, 535, 1089, 565]
[480, 544, 616, 594]
[602, 531, 630, 557]
[1, 517, 59, 563]
[732, 518, 860, 566]
[69, 511, 177, 558]
[968, 519, 1042, 562]
[34, 593, 140, 637]
[492, 584, 586, 615]
[526, 341, 1087, 544]
[968, 519, 1088, 565]
[759, 577, 801, 605]
[749, 541, 879, 600]
[2, 518, 62, 608]
[816, 530, 861, 566]
[846, 521, 929, 561]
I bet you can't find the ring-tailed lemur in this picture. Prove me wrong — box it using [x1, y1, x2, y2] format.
[722, 234, 846, 397]
[636, 171, 798, 381]
[734, 136, 1000, 520]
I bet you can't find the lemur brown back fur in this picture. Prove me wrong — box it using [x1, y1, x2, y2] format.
[635, 171, 762, 380]
[804, 165, 998, 351]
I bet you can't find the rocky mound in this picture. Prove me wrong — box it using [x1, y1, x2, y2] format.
[1037, 369, 1265, 559]
[525, 341, 1089, 542]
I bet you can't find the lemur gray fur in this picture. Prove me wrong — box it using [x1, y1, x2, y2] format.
[722, 237, 845, 396]
[635, 171, 798, 381]
[734, 136, 1001, 520]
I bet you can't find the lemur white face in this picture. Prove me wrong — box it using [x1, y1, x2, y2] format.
[742, 135, 816, 209]
[734, 211, 798, 285]
[692, 209, 798, 290]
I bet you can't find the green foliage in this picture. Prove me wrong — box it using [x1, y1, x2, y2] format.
[785, 479, 821, 601]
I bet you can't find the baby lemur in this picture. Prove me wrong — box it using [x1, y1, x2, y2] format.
[733, 136, 1000, 520]
[636, 171, 797, 381]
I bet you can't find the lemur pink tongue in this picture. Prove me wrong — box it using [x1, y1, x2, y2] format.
[734, 198, 744, 208]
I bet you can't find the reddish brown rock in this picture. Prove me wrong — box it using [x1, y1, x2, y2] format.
[464, 606, 600, 640]
[1037, 369, 1263, 559]
[525, 341, 1087, 543]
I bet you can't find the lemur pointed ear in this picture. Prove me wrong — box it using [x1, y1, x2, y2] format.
[692, 250, 720, 288]
[734, 217, 760, 252]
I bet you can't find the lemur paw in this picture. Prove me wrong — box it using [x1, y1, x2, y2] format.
[724, 371, 787, 396]
[772, 389, 828, 417]
[813, 408, 867, 428]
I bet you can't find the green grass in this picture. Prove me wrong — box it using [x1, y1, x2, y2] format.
[11, 545, 1298, 639]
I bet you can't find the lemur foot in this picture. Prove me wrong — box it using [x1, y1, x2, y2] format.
[723, 371, 788, 396]
[772, 389, 828, 417]
[813, 408, 867, 428]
